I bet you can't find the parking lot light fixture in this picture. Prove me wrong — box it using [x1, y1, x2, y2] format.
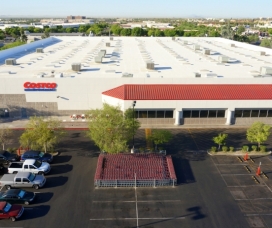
[132, 101, 137, 153]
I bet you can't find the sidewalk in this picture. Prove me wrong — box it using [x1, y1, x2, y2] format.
[0, 116, 250, 130]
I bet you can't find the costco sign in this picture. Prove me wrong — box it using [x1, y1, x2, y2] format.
[24, 82, 57, 91]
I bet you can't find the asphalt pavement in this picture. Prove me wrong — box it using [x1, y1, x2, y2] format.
[0, 129, 271, 227]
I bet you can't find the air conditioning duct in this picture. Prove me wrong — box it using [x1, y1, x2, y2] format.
[146, 61, 154, 70]
[218, 55, 229, 63]
[193, 45, 200, 50]
[122, 72, 133, 77]
[202, 49, 210, 55]
[5, 58, 16, 65]
[71, 63, 81, 72]
[36, 48, 44, 53]
[260, 66, 272, 75]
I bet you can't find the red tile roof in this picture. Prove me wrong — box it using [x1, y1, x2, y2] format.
[102, 84, 272, 100]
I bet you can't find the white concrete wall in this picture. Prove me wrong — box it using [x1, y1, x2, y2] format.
[1, 77, 272, 111]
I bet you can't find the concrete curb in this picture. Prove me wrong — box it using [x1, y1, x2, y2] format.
[208, 151, 271, 156]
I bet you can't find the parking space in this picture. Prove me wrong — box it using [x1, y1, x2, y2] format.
[211, 155, 272, 227]
[1, 129, 271, 227]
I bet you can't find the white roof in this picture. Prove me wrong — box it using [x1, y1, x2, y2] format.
[0, 37, 272, 80]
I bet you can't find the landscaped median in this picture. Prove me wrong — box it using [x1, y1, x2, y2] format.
[207, 150, 272, 156]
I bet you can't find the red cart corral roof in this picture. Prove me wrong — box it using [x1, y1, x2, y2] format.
[102, 84, 272, 100]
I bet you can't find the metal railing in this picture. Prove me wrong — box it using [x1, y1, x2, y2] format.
[95, 178, 177, 188]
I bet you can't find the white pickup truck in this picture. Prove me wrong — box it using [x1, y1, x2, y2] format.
[8, 159, 51, 175]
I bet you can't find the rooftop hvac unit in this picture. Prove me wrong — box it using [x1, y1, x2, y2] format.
[203, 73, 217, 78]
[55, 73, 64, 78]
[260, 51, 266, 56]
[230, 44, 236, 47]
[106, 43, 110, 47]
[99, 50, 106, 56]
[182, 41, 188, 45]
[172, 37, 176, 41]
[260, 66, 272, 75]
[5, 58, 16, 65]
[95, 56, 103, 63]
[146, 61, 154, 70]
[122, 72, 133, 77]
[202, 49, 210, 55]
[110, 37, 113, 41]
[193, 72, 201, 78]
[71, 63, 81, 72]
[36, 48, 44, 53]
[218, 55, 229, 63]
[193, 45, 200, 50]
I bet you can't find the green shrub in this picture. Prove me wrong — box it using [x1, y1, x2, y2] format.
[211, 146, 217, 152]
[251, 145, 257, 151]
[139, 147, 145, 153]
[242, 145, 249, 152]
[222, 146, 228, 152]
[6, 148, 13, 152]
[229, 146, 234, 152]
[260, 145, 266, 152]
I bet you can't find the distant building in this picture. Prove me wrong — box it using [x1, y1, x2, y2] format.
[67, 16, 86, 20]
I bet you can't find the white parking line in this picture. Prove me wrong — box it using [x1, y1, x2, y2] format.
[92, 200, 181, 203]
[236, 198, 272, 201]
[221, 174, 253, 176]
[90, 217, 186, 221]
[227, 185, 265, 187]
[245, 214, 272, 216]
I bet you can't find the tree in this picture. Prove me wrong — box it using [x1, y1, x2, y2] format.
[0, 128, 13, 150]
[110, 24, 122, 36]
[163, 29, 176, 37]
[213, 133, 228, 150]
[20, 34, 28, 42]
[66, 27, 74, 33]
[148, 130, 172, 151]
[260, 39, 272, 48]
[247, 122, 271, 149]
[131, 27, 143, 36]
[86, 103, 140, 153]
[120, 28, 131, 36]
[20, 116, 65, 153]
[237, 25, 245, 35]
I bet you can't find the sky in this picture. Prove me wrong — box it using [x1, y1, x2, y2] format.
[1, 0, 272, 18]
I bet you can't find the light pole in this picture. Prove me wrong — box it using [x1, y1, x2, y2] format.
[132, 101, 137, 153]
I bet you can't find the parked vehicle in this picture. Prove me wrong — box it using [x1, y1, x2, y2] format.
[21, 150, 53, 163]
[8, 159, 51, 175]
[0, 201, 24, 222]
[0, 151, 20, 165]
[0, 189, 35, 205]
[0, 164, 6, 175]
[0, 172, 46, 190]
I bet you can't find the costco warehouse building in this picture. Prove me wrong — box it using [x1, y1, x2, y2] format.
[0, 36, 272, 127]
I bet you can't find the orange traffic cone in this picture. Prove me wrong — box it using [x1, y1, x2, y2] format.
[244, 153, 248, 161]
[256, 166, 261, 176]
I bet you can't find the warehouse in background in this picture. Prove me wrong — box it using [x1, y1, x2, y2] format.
[0, 36, 272, 126]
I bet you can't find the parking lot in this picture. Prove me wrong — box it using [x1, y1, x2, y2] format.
[0, 129, 271, 227]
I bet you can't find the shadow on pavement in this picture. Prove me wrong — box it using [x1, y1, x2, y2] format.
[136, 206, 206, 228]
[20, 205, 50, 221]
[52, 155, 72, 164]
[172, 155, 195, 185]
[49, 164, 73, 175]
[34, 192, 54, 204]
[45, 176, 68, 188]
